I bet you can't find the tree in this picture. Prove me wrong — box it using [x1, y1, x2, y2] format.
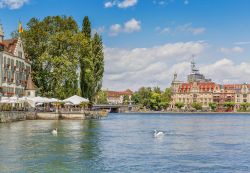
[153, 86, 161, 94]
[79, 16, 104, 102]
[209, 102, 217, 111]
[80, 16, 93, 100]
[224, 102, 235, 111]
[95, 90, 108, 104]
[82, 16, 91, 39]
[21, 16, 79, 98]
[161, 88, 172, 109]
[123, 95, 130, 105]
[175, 102, 184, 109]
[191, 102, 202, 110]
[21, 16, 104, 100]
[149, 92, 162, 110]
[92, 33, 104, 99]
[240, 102, 250, 111]
[131, 87, 152, 109]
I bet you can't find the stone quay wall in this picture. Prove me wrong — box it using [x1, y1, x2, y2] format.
[0, 111, 27, 123]
[0, 110, 108, 123]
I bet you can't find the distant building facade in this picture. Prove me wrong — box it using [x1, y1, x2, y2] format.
[106, 89, 133, 104]
[0, 23, 35, 97]
[171, 61, 250, 110]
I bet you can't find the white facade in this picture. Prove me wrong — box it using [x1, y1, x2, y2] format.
[0, 24, 32, 97]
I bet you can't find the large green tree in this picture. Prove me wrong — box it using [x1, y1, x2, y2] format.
[92, 33, 104, 99]
[22, 16, 79, 98]
[21, 15, 104, 100]
[80, 16, 104, 102]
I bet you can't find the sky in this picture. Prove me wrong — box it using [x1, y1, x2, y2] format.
[1, 0, 250, 91]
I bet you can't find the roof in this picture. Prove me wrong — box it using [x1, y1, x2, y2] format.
[26, 74, 36, 90]
[178, 82, 216, 92]
[107, 89, 133, 97]
[223, 84, 250, 90]
[2, 38, 18, 55]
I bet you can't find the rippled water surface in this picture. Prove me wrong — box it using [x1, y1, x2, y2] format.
[1, 113, 250, 172]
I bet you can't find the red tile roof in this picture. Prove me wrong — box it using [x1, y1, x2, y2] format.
[107, 89, 133, 97]
[178, 82, 216, 92]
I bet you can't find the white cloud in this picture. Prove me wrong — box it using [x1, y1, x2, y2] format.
[103, 41, 206, 90]
[153, 0, 190, 6]
[118, 0, 137, 8]
[177, 23, 205, 35]
[0, 0, 29, 9]
[200, 58, 250, 84]
[220, 46, 244, 54]
[156, 23, 205, 36]
[104, 1, 115, 8]
[234, 41, 250, 45]
[109, 24, 122, 36]
[104, 0, 137, 9]
[156, 26, 171, 34]
[93, 26, 105, 34]
[124, 18, 141, 33]
[109, 18, 141, 36]
[153, 0, 171, 6]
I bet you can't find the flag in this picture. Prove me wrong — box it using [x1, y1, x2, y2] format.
[18, 21, 23, 33]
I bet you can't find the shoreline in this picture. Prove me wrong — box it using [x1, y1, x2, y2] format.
[125, 111, 250, 114]
[0, 110, 108, 123]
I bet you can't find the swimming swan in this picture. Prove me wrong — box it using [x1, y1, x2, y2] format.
[51, 128, 57, 135]
[154, 130, 164, 137]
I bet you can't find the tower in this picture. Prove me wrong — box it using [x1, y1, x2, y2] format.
[0, 22, 4, 42]
[173, 72, 177, 81]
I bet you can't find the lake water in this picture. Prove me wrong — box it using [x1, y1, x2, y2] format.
[1, 113, 250, 173]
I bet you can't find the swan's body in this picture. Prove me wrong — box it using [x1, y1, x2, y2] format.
[51, 128, 57, 135]
[154, 130, 164, 137]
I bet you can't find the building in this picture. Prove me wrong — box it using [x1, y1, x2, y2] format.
[106, 89, 133, 104]
[0, 23, 35, 97]
[171, 60, 249, 111]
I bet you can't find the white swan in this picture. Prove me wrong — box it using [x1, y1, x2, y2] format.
[51, 128, 57, 135]
[154, 130, 164, 137]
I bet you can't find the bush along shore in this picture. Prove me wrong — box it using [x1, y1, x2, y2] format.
[0, 110, 108, 123]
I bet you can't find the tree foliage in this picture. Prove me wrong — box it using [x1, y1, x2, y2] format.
[209, 102, 218, 111]
[21, 16, 104, 100]
[80, 16, 104, 102]
[175, 102, 184, 109]
[191, 102, 202, 110]
[239, 102, 250, 111]
[96, 90, 108, 104]
[131, 87, 172, 111]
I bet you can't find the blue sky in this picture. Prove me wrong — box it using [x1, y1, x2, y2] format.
[1, 0, 250, 90]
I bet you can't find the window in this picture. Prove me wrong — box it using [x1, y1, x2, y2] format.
[18, 51, 23, 58]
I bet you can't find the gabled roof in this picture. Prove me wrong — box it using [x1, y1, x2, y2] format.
[2, 38, 18, 55]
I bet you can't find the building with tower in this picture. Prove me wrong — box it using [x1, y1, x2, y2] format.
[170, 61, 250, 111]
